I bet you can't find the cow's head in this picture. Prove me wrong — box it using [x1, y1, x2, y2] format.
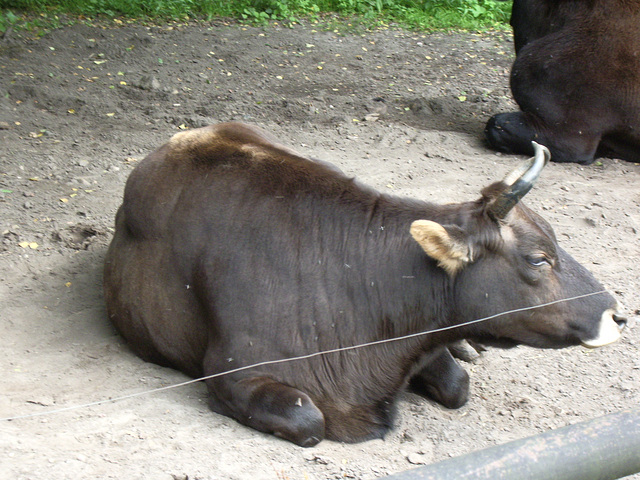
[411, 143, 626, 349]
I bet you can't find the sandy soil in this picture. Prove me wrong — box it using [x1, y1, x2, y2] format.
[1, 18, 639, 480]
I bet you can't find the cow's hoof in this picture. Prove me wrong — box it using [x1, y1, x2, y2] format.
[486, 113, 599, 164]
[448, 339, 485, 363]
[274, 397, 326, 447]
[485, 112, 537, 156]
[208, 375, 326, 447]
[252, 383, 326, 447]
[409, 348, 470, 409]
[413, 368, 470, 409]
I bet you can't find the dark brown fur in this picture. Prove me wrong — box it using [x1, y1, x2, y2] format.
[104, 122, 621, 446]
[486, 0, 640, 164]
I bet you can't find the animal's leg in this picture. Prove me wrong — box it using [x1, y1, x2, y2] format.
[448, 339, 485, 363]
[205, 373, 325, 447]
[598, 134, 640, 163]
[409, 347, 469, 409]
[485, 111, 600, 164]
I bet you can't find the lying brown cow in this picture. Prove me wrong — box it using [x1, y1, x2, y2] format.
[104, 123, 625, 446]
[485, 0, 640, 164]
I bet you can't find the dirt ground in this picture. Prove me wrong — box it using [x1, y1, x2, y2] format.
[1, 18, 639, 480]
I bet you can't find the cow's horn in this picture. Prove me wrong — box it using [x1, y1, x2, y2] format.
[488, 141, 551, 220]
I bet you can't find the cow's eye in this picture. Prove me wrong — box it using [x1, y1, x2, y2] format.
[527, 255, 551, 267]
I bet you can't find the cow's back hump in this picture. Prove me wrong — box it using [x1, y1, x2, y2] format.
[120, 122, 322, 240]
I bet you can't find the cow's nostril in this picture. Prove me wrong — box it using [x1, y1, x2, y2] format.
[613, 313, 627, 329]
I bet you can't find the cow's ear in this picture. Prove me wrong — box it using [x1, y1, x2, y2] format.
[410, 220, 470, 275]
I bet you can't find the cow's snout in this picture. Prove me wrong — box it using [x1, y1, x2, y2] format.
[581, 308, 625, 348]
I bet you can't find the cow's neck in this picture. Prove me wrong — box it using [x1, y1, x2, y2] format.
[298, 193, 470, 401]
[336, 194, 466, 348]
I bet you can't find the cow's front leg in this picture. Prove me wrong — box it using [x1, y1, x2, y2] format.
[448, 339, 485, 363]
[485, 111, 599, 164]
[485, 112, 539, 157]
[205, 373, 325, 447]
[408, 347, 469, 409]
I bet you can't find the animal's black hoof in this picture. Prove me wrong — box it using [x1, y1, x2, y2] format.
[485, 112, 536, 156]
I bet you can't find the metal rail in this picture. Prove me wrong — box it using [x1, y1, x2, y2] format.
[383, 408, 640, 480]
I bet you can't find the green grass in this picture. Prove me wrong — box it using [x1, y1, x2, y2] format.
[0, 0, 511, 34]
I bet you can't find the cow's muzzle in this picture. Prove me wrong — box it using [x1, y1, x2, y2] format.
[581, 309, 627, 348]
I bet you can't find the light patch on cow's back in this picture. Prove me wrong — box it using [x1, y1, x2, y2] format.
[237, 143, 272, 162]
[167, 123, 305, 166]
[167, 125, 221, 154]
[238, 143, 307, 165]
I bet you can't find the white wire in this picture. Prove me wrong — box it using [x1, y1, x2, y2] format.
[0, 290, 607, 422]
